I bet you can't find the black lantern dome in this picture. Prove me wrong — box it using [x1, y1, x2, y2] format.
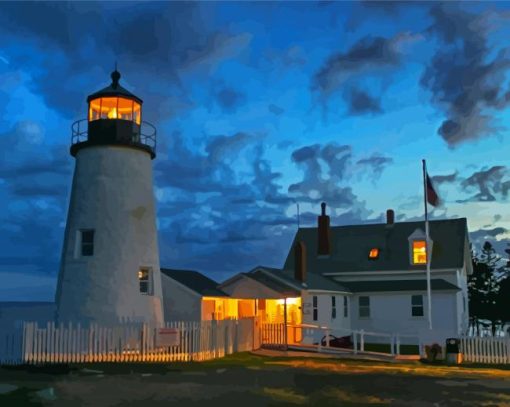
[71, 69, 156, 159]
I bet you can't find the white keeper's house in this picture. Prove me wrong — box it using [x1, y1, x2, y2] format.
[219, 203, 471, 345]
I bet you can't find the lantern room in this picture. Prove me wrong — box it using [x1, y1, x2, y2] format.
[88, 96, 141, 124]
[70, 69, 156, 159]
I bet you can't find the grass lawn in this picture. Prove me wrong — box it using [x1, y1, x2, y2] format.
[1, 352, 509, 406]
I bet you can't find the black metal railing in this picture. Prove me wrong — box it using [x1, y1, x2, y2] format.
[71, 119, 157, 151]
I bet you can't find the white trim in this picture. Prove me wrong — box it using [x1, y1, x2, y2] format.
[306, 289, 352, 295]
[323, 268, 460, 276]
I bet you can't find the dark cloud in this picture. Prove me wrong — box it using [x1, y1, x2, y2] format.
[421, 4, 510, 146]
[356, 154, 393, 180]
[268, 104, 285, 116]
[313, 33, 417, 97]
[288, 143, 379, 216]
[470, 227, 509, 241]
[344, 87, 383, 115]
[460, 166, 510, 202]
[214, 86, 246, 112]
[0, 2, 252, 120]
[431, 171, 457, 185]
[154, 130, 295, 274]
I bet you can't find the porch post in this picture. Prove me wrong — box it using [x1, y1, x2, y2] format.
[284, 298, 288, 350]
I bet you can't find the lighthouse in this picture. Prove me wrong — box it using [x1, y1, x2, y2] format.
[55, 69, 164, 326]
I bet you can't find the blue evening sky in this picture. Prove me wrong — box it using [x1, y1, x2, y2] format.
[0, 1, 509, 300]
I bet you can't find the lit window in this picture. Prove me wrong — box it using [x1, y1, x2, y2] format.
[359, 296, 370, 318]
[89, 97, 141, 125]
[312, 296, 318, 321]
[89, 99, 101, 121]
[412, 240, 427, 264]
[138, 268, 152, 295]
[133, 101, 141, 125]
[411, 295, 424, 317]
[80, 230, 94, 257]
[368, 248, 379, 259]
[118, 97, 134, 121]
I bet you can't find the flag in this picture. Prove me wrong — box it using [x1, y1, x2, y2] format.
[426, 173, 439, 206]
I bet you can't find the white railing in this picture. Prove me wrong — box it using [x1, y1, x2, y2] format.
[0, 318, 258, 365]
[261, 323, 422, 357]
[460, 336, 510, 364]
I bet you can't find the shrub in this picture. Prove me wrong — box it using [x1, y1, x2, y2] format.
[424, 343, 443, 362]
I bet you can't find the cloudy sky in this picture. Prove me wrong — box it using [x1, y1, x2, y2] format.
[1, 1, 509, 301]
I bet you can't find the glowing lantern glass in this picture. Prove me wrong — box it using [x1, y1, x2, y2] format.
[88, 96, 141, 125]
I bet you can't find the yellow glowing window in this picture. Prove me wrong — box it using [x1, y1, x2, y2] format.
[368, 248, 379, 259]
[89, 97, 141, 125]
[89, 99, 101, 121]
[133, 101, 141, 125]
[412, 240, 427, 264]
[118, 97, 134, 121]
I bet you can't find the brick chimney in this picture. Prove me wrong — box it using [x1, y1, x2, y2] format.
[294, 241, 307, 282]
[317, 202, 331, 256]
[386, 209, 395, 225]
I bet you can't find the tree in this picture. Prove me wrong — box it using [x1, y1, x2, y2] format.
[468, 241, 506, 336]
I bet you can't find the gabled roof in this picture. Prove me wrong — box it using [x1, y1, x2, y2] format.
[160, 268, 229, 297]
[341, 279, 460, 293]
[244, 269, 301, 297]
[252, 266, 350, 293]
[283, 218, 469, 274]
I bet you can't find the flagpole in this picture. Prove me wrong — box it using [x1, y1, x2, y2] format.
[422, 159, 433, 330]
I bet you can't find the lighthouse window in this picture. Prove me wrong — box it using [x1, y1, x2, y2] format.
[118, 98, 134, 121]
[100, 97, 118, 119]
[80, 230, 94, 256]
[133, 102, 141, 125]
[138, 268, 152, 295]
[89, 99, 101, 121]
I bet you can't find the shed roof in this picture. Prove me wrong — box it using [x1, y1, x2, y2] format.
[161, 268, 229, 297]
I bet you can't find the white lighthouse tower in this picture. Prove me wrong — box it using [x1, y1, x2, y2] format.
[55, 69, 164, 326]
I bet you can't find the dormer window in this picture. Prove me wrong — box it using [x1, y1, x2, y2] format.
[408, 228, 430, 266]
[412, 240, 427, 264]
[368, 248, 379, 260]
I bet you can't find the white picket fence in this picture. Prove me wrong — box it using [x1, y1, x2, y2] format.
[0, 318, 258, 365]
[460, 336, 510, 364]
[261, 323, 422, 356]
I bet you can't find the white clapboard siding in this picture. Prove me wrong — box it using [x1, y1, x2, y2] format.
[0, 318, 257, 365]
[460, 336, 510, 364]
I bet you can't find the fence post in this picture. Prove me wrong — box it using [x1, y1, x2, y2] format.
[396, 334, 400, 356]
[360, 329, 365, 352]
[353, 331, 358, 354]
[325, 328, 330, 349]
